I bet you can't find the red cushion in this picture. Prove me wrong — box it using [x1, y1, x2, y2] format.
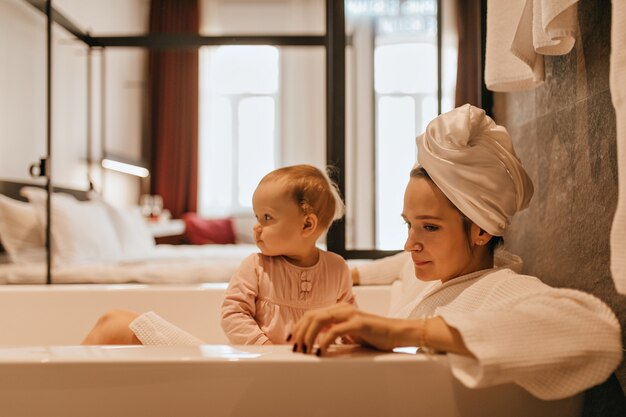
[182, 213, 236, 245]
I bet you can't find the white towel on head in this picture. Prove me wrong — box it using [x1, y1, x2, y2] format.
[532, 0, 578, 55]
[416, 104, 534, 236]
[485, 0, 545, 92]
[610, 0, 626, 295]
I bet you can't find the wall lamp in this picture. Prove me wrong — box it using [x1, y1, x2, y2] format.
[101, 157, 149, 178]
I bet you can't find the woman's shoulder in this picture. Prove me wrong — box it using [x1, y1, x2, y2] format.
[430, 269, 551, 313]
[469, 269, 618, 323]
[483, 267, 542, 282]
[478, 268, 550, 294]
[482, 268, 610, 301]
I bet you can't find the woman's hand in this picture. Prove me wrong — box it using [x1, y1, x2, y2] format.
[289, 303, 410, 355]
[289, 304, 475, 357]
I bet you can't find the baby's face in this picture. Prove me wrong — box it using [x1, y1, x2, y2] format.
[252, 180, 306, 257]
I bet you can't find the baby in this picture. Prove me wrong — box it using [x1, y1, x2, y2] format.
[220, 164, 355, 345]
[81, 164, 354, 347]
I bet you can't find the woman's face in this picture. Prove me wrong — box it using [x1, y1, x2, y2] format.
[402, 176, 483, 283]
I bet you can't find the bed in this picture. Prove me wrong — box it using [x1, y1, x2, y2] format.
[0, 180, 258, 284]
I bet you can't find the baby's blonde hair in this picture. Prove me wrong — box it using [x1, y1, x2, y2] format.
[260, 164, 344, 231]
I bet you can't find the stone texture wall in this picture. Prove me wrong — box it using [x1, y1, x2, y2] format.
[492, 0, 626, 411]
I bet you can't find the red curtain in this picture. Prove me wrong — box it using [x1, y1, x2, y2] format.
[148, 0, 199, 218]
[454, 0, 482, 107]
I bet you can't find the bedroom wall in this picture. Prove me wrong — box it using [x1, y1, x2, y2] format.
[494, 0, 626, 404]
[0, 0, 148, 206]
[0, 0, 76, 186]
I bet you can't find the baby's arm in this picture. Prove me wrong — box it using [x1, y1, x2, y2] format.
[353, 251, 409, 285]
[220, 255, 271, 345]
[337, 261, 357, 306]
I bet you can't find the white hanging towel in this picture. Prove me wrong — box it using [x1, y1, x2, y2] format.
[485, 0, 545, 92]
[511, 0, 579, 70]
[610, 0, 626, 295]
[487, 0, 579, 92]
[533, 0, 579, 55]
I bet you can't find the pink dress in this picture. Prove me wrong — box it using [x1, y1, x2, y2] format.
[220, 250, 355, 345]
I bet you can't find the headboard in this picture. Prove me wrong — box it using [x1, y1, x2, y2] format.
[0, 179, 90, 202]
[0, 179, 90, 256]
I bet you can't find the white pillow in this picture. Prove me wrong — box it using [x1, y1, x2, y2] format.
[21, 187, 122, 265]
[0, 194, 46, 263]
[100, 201, 156, 260]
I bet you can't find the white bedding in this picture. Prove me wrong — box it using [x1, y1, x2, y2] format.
[0, 188, 263, 285]
[0, 244, 258, 285]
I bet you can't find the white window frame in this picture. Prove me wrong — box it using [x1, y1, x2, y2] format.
[198, 46, 281, 217]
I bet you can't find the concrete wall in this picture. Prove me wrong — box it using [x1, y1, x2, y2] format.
[493, 0, 626, 410]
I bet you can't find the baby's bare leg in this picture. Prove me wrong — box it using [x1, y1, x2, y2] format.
[81, 309, 142, 345]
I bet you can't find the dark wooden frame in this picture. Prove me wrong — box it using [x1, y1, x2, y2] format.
[0, 180, 90, 203]
[327, 0, 444, 259]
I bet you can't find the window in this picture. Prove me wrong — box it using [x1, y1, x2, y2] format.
[346, 0, 454, 251]
[198, 45, 280, 216]
[374, 41, 439, 248]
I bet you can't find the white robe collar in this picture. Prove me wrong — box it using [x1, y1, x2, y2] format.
[391, 249, 523, 319]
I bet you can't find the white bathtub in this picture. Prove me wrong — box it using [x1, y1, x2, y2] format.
[0, 284, 392, 345]
[0, 284, 583, 417]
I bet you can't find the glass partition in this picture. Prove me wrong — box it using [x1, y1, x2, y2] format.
[1, 0, 465, 284]
[344, 0, 457, 252]
[0, 0, 48, 185]
[0, 0, 49, 278]
[0, 0, 330, 285]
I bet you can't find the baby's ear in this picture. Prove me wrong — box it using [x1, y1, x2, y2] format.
[302, 214, 319, 237]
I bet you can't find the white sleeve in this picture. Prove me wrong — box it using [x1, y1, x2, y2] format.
[357, 252, 410, 285]
[439, 283, 622, 400]
[129, 311, 205, 346]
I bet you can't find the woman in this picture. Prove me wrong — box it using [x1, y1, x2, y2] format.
[290, 104, 622, 400]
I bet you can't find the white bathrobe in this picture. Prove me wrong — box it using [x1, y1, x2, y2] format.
[358, 250, 523, 316]
[358, 250, 622, 400]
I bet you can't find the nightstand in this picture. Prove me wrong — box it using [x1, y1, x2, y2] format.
[146, 219, 186, 244]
